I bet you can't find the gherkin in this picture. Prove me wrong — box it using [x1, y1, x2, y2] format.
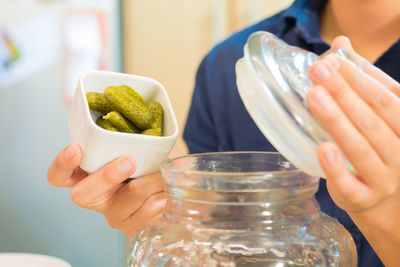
[119, 85, 145, 104]
[86, 92, 113, 113]
[88, 85, 165, 137]
[104, 86, 154, 130]
[141, 128, 162, 136]
[147, 101, 164, 134]
[103, 111, 140, 133]
[96, 117, 118, 132]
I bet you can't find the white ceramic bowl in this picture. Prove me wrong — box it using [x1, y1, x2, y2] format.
[0, 253, 71, 267]
[68, 70, 179, 178]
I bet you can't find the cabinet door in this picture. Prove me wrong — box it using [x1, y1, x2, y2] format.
[122, 0, 293, 152]
[230, 0, 293, 30]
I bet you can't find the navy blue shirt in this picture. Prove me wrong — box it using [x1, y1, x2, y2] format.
[184, 0, 399, 266]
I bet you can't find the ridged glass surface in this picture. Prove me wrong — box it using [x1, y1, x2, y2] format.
[128, 152, 357, 266]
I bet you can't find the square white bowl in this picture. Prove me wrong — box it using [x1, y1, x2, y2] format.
[68, 70, 179, 178]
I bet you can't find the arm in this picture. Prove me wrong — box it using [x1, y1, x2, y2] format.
[307, 37, 400, 266]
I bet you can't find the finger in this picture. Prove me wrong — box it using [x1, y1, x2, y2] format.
[168, 146, 183, 159]
[361, 61, 400, 96]
[70, 156, 136, 209]
[317, 142, 372, 211]
[309, 57, 398, 166]
[331, 35, 400, 95]
[330, 36, 353, 52]
[47, 144, 85, 187]
[336, 55, 400, 139]
[63, 168, 88, 187]
[102, 172, 164, 223]
[307, 85, 386, 184]
[118, 192, 167, 237]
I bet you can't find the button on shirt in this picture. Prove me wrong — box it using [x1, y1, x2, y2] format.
[184, 0, 399, 266]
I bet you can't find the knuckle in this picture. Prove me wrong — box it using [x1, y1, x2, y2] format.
[378, 170, 397, 196]
[360, 116, 379, 132]
[106, 217, 120, 229]
[330, 86, 345, 100]
[354, 142, 370, 156]
[380, 183, 396, 197]
[47, 162, 63, 185]
[145, 194, 166, 213]
[102, 168, 118, 186]
[374, 89, 394, 109]
[145, 196, 159, 210]
[337, 184, 355, 199]
[324, 112, 336, 124]
[70, 187, 83, 207]
[344, 141, 369, 160]
[46, 170, 56, 186]
[127, 181, 140, 195]
[327, 80, 346, 99]
[323, 110, 341, 126]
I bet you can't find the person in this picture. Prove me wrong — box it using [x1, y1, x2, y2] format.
[47, 0, 400, 265]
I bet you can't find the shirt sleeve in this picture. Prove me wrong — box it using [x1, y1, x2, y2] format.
[183, 56, 219, 154]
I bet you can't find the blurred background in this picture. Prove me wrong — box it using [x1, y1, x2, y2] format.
[0, 0, 292, 266]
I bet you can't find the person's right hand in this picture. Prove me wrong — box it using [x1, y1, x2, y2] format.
[47, 144, 167, 237]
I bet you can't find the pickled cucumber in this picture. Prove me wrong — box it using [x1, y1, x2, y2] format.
[141, 128, 162, 136]
[86, 92, 112, 113]
[104, 86, 154, 129]
[147, 101, 163, 133]
[103, 111, 140, 133]
[96, 117, 118, 132]
[87, 84, 165, 137]
[119, 85, 145, 104]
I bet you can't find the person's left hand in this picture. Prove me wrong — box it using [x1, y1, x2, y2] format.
[307, 36, 400, 265]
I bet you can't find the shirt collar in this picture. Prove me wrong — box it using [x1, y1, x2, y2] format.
[278, 0, 328, 44]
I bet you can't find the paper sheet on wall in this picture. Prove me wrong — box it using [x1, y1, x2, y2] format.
[62, 9, 106, 105]
[0, 14, 61, 88]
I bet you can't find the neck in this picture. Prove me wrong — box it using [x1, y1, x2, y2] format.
[320, 0, 400, 62]
[163, 182, 320, 230]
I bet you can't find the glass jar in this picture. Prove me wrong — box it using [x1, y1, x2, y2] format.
[128, 152, 357, 266]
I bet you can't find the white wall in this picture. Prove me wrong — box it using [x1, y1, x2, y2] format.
[0, 0, 126, 266]
[0, 63, 126, 267]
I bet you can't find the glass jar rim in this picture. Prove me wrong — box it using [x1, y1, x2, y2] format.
[160, 151, 318, 192]
[162, 151, 309, 175]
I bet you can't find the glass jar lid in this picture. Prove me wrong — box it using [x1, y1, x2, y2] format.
[236, 31, 353, 177]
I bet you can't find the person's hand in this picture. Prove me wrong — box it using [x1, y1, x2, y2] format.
[47, 144, 167, 237]
[307, 36, 400, 265]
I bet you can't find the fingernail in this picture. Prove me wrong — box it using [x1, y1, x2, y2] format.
[64, 145, 76, 159]
[313, 63, 331, 80]
[311, 88, 330, 107]
[324, 148, 337, 163]
[117, 159, 134, 174]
